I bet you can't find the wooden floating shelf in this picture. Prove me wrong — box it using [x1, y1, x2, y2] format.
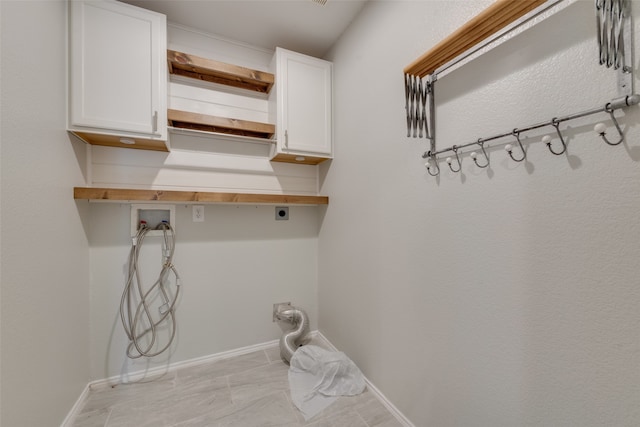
[404, 0, 547, 77]
[74, 187, 329, 205]
[168, 109, 275, 140]
[168, 49, 274, 94]
[70, 131, 169, 152]
[270, 153, 331, 165]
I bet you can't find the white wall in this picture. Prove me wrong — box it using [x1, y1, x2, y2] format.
[88, 202, 319, 380]
[86, 22, 322, 382]
[0, 1, 91, 425]
[89, 23, 320, 196]
[320, 1, 640, 425]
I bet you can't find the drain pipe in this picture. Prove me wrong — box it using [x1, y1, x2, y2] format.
[274, 305, 310, 364]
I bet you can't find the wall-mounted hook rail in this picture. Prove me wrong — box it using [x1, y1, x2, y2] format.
[405, 0, 635, 175]
[419, 94, 639, 174]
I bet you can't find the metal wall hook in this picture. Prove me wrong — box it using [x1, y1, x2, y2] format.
[543, 119, 568, 155]
[505, 129, 526, 162]
[594, 105, 624, 145]
[423, 151, 440, 176]
[470, 139, 489, 168]
[446, 146, 462, 172]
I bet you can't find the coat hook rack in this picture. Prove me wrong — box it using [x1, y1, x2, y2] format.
[404, 0, 637, 178]
[420, 95, 640, 176]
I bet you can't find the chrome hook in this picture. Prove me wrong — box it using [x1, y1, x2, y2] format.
[423, 151, 440, 176]
[594, 104, 624, 145]
[543, 118, 568, 155]
[505, 129, 526, 162]
[446, 146, 462, 172]
[470, 139, 489, 168]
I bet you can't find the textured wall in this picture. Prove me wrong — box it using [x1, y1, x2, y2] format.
[320, 1, 640, 425]
[88, 203, 319, 380]
[0, 1, 91, 425]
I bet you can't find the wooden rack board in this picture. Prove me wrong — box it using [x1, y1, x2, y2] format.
[167, 109, 275, 140]
[404, 0, 547, 77]
[74, 187, 329, 205]
[168, 49, 274, 93]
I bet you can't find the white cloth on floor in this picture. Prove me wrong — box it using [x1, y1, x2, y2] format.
[288, 345, 366, 421]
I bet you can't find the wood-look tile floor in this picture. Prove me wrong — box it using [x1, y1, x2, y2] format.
[71, 342, 403, 427]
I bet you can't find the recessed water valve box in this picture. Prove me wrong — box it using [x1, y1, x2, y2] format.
[131, 204, 175, 237]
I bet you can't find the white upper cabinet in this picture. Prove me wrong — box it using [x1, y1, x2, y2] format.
[69, 0, 168, 151]
[270, 48, 333, 164]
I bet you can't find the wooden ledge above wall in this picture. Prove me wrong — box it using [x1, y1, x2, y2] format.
[74, 187, 329, 205]
[404, 0, 548, 78]
[167, 49, 275, 93]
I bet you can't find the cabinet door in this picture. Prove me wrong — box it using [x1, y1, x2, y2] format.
[70, 0, 166, 138]
[278, 49, 332, 156]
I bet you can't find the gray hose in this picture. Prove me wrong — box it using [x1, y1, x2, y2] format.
[120, 222, 181, 358]
[277, 306, 310, 364]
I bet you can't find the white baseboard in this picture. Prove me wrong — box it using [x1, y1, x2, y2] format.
[62, 332, 414, 427]
[61, 338, 279, 426]
[89, 338, 281, 391]
[360, 370, 416, 427]
[60, 383, 90, 427]
[313, 331, 415, 427]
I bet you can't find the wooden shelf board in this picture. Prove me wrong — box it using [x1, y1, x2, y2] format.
[404, 0, 547, 77]
[74, 187, 329, 205]
[168, 109, 275, 140]
[168, 50, 274, 94]
[70, 131, 169, 152]
[270, 153, 331, 165]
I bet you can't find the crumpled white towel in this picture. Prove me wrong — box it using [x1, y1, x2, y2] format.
[288, 345, 366, 420]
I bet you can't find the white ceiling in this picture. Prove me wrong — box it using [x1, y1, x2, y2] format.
[121, 0, 369, 58]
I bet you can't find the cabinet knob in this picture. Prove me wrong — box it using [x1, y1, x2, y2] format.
[152, 111, 158, 133]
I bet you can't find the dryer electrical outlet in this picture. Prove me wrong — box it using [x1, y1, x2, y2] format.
[275, 207, 289, 220]
[130, 204, 175, 237]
